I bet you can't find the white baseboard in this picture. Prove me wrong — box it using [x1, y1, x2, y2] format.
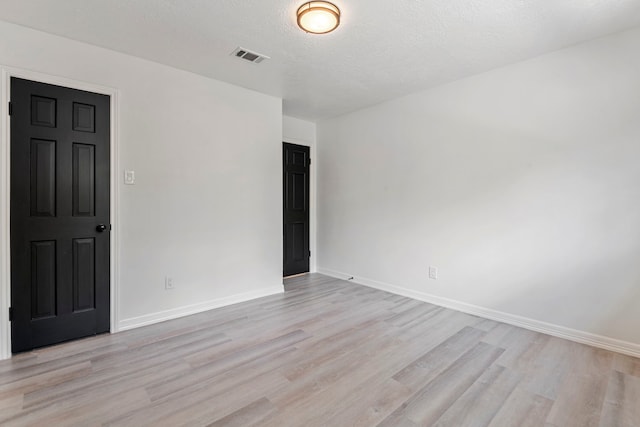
[317, 267, 640, 358]
[119, 285, 284, 331]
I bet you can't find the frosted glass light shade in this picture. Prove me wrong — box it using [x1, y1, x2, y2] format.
[297, 2, 340, 34]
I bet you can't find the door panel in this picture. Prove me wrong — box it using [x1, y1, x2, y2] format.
[283, 143, 310, 277]
[31, 96, 56, 127]
[10, 77, 110, 353]
[72, 237, 96, 312]
[30, 139, 57, 217]
[30, 240, 57, 319]
[72, 102, 95, 132]
[72, 143, 96, 216]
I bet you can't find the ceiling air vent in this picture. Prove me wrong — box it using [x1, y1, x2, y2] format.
[231, 47, 270, 64]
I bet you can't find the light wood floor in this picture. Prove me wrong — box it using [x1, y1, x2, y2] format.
[1, 274, 639, 426]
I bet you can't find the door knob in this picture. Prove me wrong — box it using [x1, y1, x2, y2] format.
[96, 224, 108, 232]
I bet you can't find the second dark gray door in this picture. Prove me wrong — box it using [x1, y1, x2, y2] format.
[283, 142, 310, 277]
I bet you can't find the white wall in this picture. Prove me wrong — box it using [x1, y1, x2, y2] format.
[283, 116, 317, 272]
[283, 116, 316, 146]
[0, 21, 283, 353]
[317, 27, 640, 351]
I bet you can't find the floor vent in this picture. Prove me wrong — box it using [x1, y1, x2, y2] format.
[231, 47, 270, 64]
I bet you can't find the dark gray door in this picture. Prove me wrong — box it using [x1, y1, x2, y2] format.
[10, 77, 110, 353]
[283, 142, 310, 277]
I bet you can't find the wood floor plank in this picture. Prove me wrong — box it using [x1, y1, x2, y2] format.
[267, 331, 403, 411]
[613, 353, 640, 378]
[487, 387, 554, 427]
[380, 342, 505, 426]
[393, 326, 486, 391]
[545, 346, 613, 427]
[481, 322, 516, 346]
[518, 336, 577, 400]
[146, 345, 298, 404]
[0, 361, 91, 401]
[206, 397, 277, 427]
[432, 364, 521, 426]
[598, 370, 640, 427]
[0, 273, 636, 426]
[325, 379, 413, 427]
[4, 387, 150, 427]
[385, 302, 440, 327]
[184, 329, 309, 370]
[24, 358, 190, 413]
[107, 370, 290, 427]
[282, 319, 387, 382]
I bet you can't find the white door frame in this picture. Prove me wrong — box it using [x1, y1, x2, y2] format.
[0, 66, 120, 360]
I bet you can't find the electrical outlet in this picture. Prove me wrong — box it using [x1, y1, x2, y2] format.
[428, 266, 438, 280]
[124, 170, 135, 185]
[165, 276, 174, 290]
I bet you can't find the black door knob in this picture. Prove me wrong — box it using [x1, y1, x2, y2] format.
[96, 224, 108, 233]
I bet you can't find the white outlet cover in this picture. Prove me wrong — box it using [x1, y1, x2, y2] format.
[124, 170, 135, 185]
[429, 266, 438, 279]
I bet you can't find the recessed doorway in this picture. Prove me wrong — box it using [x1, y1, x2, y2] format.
[282, 142, 310, 277]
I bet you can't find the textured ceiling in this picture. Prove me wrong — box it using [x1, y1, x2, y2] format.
[1, 0, 640, 121]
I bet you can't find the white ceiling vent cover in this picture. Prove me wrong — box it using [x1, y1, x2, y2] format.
[231, 47, 270, 64]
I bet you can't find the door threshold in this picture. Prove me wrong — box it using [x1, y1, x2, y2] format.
[283, 272, 308, 279]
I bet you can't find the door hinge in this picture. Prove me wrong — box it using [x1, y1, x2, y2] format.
[8, 102, 12, 116]
[308, 250, 311, 258]
[308, 158, 311, 166]
[8, 307, 13, 321]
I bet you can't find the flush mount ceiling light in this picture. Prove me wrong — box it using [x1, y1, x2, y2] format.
[297, 1, 341, 34]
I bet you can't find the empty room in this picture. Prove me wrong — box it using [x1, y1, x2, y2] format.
[0, 1, 639, 426]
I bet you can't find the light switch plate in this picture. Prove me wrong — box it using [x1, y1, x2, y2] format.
[124, 170, 135, 185]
